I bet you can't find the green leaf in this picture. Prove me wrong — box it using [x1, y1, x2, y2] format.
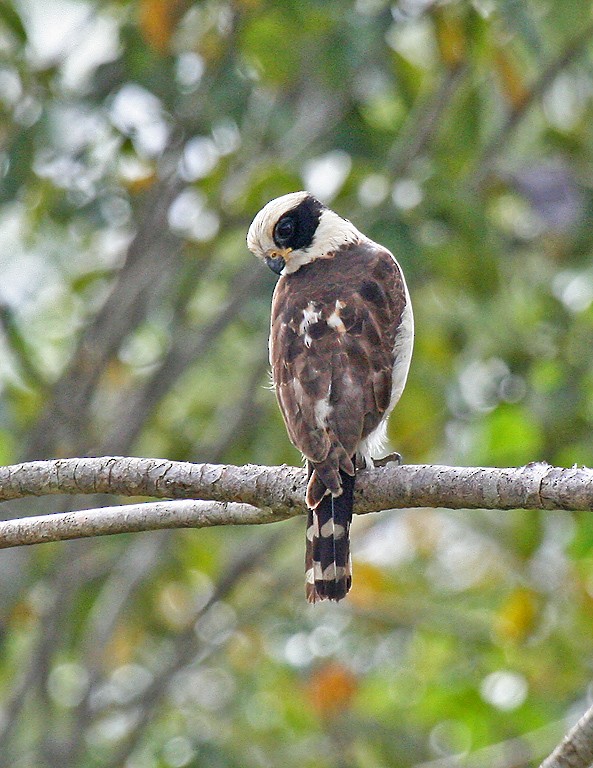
[0, 1, 27, 44]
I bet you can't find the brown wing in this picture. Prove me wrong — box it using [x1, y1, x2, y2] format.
[270, 239, 407, 503]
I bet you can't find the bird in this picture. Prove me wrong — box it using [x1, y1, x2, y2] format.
[247, 191, 413, 602]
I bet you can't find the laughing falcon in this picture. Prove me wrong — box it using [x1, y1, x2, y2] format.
[247, 192, 413, 602]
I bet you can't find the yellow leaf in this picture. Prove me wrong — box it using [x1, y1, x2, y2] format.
[9, 600, 35, 628]
[306, 662, 357, 718]
[103, 359, 131, 388]
[234, 0, 263, 9]
[433, 8, 466, 68]
[123, 171, 157, 194]
[103, 625, 145, 668]
[118, 154, 156, 193]
[199, 30, 226, 64]
[494, 49, 529, 110]
[228, 630, 261, 672]
[495, 588, 538, 643]
[138, 0, 186, 55]
[348, 561, 387, 608]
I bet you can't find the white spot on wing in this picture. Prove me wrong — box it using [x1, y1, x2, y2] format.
[299, 302, 321, 334]
[327, 299, 347, 333]
[314, 393, 332, 428]
[299, 301, 321, 347]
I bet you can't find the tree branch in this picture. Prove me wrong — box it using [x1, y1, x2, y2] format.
[540, 702, 593, 768]
[0, 499, 279, 548]
[415, 721, 564, 768]
[0, 458, 593, 548]
[0, 451, 590, 768]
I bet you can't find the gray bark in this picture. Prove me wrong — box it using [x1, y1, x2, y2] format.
[540, 703, 593, 768]
[0, 458, 592, 548]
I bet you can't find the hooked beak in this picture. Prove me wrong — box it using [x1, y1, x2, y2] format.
[265, 255, 285, 275]
[264, 249, 291, 275]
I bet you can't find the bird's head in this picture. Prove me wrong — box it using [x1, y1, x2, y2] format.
[247, 191, 360, 276]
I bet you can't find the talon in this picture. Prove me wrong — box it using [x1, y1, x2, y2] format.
[374, 451, 403, 467]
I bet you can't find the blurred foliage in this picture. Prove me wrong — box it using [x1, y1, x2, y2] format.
[0, 0, 593, 766]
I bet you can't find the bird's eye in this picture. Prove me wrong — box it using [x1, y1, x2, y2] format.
[274, 216, 295, 244]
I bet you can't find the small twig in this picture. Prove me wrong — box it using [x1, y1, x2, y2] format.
[24, 169, 185, 460]
[388, 63, 468, 176]
[472, 20, 593, 186]
[100, 266, 263, 455]
[0, 303, 46, 389]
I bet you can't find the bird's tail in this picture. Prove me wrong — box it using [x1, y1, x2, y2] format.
[305, 461, 354, 603]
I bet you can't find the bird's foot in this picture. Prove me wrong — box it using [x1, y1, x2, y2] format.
[374, 451, 403, 467]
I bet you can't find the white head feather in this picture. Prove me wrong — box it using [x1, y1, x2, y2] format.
[247, 191, 362, 275]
